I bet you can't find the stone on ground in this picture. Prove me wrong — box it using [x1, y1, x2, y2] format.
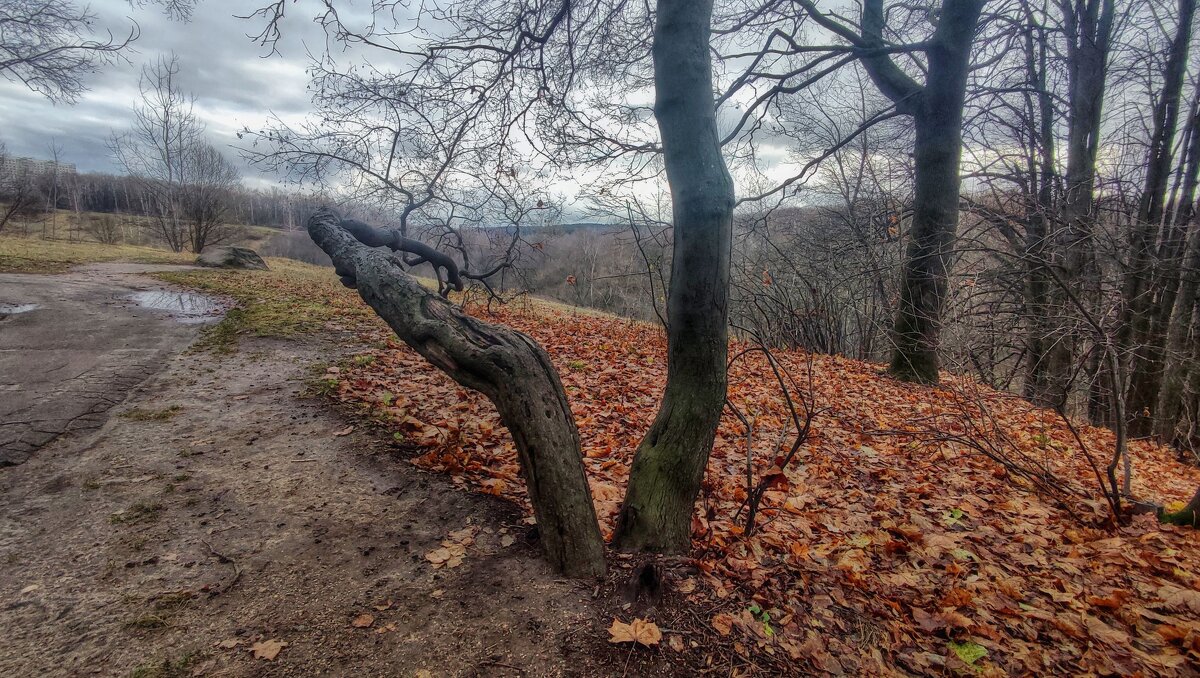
[196, 245, 268, 270]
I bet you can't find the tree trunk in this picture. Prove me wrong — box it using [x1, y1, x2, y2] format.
[1158, 222, 1200, 441]
[886, 0, 983, 384]
[1123, 0, 1197, 436]
[308, 210, 606, 577]
[1040, 0, 1116, 411]
[1025, 12, 1061, 407]
[614, 0, 734, 553]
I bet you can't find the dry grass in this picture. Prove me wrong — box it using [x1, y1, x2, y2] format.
[0, 234, 193, 273]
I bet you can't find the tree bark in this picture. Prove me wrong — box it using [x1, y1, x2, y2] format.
[1024, 11, 1059, 406]
[1122, 0, 1197, 436]
[308, 209, 606, 577]
[1040, 0, 1116, 411]
[884, 0, 985, 384]
[1158, 221, 1200, 441]
[614, 0, 734, 552]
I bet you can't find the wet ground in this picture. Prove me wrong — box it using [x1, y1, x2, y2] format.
[0, 263, 223, 465]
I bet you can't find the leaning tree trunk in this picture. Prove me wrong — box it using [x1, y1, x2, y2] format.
[614, 0, 735, 553]
[308, 210, 606, 577]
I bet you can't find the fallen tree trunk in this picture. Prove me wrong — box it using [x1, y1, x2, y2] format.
[308, 209, 606, 577]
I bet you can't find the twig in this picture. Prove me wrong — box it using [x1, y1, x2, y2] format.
[201, 539, 241, 595]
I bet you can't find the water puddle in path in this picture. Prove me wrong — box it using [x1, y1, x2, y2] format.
[0, 303, 40, 317]
[128, 291, 224, 324]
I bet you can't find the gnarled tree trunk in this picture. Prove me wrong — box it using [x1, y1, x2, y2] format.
[614, 0, 735, 553]
[308, 209, 606, 577]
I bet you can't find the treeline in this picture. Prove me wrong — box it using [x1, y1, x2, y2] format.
[0, 167, 319, 230]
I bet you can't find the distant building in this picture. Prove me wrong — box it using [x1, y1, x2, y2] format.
[0, 156, 76, 178]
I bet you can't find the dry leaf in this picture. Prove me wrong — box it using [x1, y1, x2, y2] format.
[249, 639, 286, 661]
[216, 638, 240, 650]
[425, 547, 452, 565]
[1159, 586, 1200, 615]
[712, 613, 735, 636]
[608, 618, 662, 646]
[333, 425, 354, 437]
[668, 634, 686, 652]
[351, 613, 375, 628]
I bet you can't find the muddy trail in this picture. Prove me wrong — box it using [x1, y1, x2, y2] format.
[0, 266, 681, 677]
[0, 263, 220, 465]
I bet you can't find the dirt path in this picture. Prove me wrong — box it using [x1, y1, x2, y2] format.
[0, 263, 219, 465]
[0, 272, 673, 676]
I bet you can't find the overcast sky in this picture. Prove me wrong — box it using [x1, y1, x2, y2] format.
[0, 0, 328, 185]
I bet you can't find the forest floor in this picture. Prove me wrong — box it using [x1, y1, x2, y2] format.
[0, 244, 680, 677]
[3, 236, 1200, 676]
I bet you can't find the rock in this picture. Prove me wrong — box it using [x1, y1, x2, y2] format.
[196, 246, 268, 270]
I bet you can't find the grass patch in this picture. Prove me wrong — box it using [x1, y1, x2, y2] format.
[109, 501, 163, 526]
[120, 405, 182, 421]
[0, 234, 191, 274]
[127, 653, 199, 678]
[123, 613, 170, 631]
[155, 258, 378, 351]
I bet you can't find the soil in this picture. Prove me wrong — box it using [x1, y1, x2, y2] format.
[0, 266, 690, 677]
[0, 263, 213, 465]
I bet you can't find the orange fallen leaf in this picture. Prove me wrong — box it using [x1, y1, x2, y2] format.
[608, 618, 662, 646]
[351, 613, 375, 628]
[249, 638, 286, 660]
[712, 613, 735, 636]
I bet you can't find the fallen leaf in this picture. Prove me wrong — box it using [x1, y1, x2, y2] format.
[216, 638, 240, 649]
[1159, 586, 1200, 615]
[250, 639, 286, 661]
[608, 618, 662, 646]
[712, 613, 735, 636]
[333, 425, 354, 437]
[351, 613, 375, 628]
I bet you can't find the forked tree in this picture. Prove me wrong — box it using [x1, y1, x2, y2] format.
[246, 0, 734, 572]
[797, 0, 987, 384]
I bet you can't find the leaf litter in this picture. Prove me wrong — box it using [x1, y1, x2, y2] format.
[321, 295, 1200, 675]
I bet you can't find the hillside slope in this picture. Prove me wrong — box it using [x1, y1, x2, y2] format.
[324, 294, 1200, 675]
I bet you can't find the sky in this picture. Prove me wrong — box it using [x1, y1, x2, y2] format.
[0, 0, 328, 186]
[0, 0, 812, 211]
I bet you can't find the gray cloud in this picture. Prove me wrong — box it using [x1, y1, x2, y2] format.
[0, 0, 327, 179]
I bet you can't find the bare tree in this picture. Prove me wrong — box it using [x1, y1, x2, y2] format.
[0, 142, 40, 234]
[181, 142, 240, 253]
[111, 54, 236, 253]
[0, 0, 136, 102]
[794, 0, 988, 384]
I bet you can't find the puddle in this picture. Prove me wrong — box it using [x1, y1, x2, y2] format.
[0, 303, 39, 317]
[128, 291, 224, 324]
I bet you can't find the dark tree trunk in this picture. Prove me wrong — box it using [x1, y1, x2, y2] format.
[1123, 0, 1197, 436]
[308, 210, 606, 577]
[1024, 13, 1060, 406]
[614, 0, 734, 553]
[1158, 220, 1200, 440]
[884, 0, 984, 384]
[1040, 0, 1115, 411]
